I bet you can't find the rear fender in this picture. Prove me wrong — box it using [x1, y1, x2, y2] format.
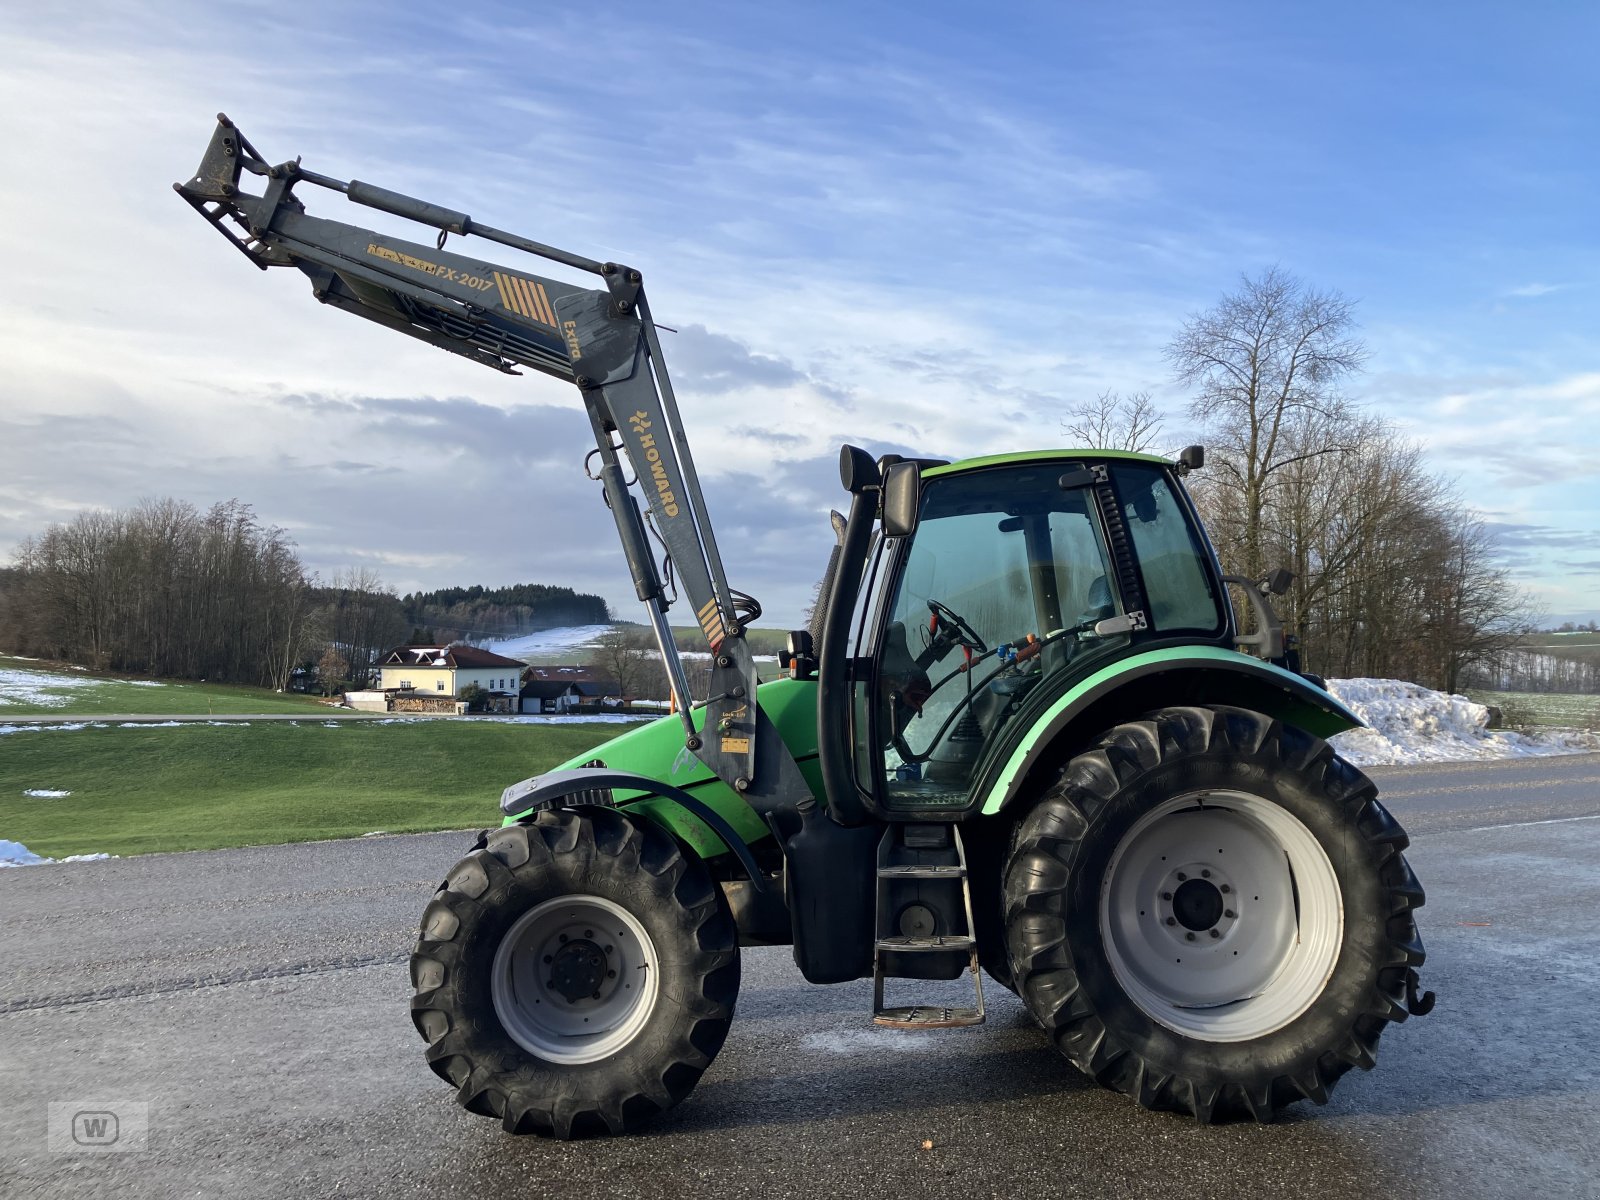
[980, 646, 1361, 816]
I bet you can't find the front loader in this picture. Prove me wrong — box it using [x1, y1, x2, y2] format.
[177, 116, 1433, 1138]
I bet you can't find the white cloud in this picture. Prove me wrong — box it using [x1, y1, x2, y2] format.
[1504, 282, 1570, 298]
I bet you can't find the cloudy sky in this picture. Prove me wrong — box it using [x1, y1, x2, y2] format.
[2, 1, 1596, 626]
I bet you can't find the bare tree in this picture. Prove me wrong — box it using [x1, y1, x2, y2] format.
[1168, 266, 1367, 581]
[317, 645, 350, 696]
[586, 626, 658, 704]
[1061, 390, 1164, 453]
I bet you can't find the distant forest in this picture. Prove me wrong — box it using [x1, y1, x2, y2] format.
[400, 583, 611, 645]
[0, 495, 613, 688]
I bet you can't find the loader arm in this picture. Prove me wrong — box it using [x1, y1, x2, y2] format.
[175, 115, 809, 814]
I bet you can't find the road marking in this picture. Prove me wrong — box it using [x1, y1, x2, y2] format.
[1382, 773, 1600, 798]
[1454, 813, 1600, 835]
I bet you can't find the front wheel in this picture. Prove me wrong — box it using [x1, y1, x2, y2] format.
[1004, 705, 1427, 1122]
[410, 809, 739, 1138]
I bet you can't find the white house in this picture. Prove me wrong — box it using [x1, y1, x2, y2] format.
[375, 644, 527, 702]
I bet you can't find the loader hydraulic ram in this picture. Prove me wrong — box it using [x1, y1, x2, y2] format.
[178, 115, 1432, 1139]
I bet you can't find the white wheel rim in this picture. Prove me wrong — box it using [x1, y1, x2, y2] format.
[1098, 790, 1343, 1042]
[491, 895, 660, 1065]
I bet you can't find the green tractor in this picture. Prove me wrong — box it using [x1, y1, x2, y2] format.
[179, 116, 1433, 1139]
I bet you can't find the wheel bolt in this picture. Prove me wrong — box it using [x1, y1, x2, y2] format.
[547, 979, 557, 989]
[1225, 909, 1236, 919]
[604, 945, 614, 954]
[542, 954, 552, 964]
[1201, 869, 1211, 878]
[1220, 884, 1231, 894]
[607, 970, 617, 979]
[1161, 891, 1172, 901]
[559, 933, 568, 943]
[585, 929, 593, 938]
[1209, 929, 1221, 939]
[1165, 917, 1176, 926]
[591, 992, 601, 1000]
[1176, 872, 1187, 881]
[1186, 932, 1196, 941]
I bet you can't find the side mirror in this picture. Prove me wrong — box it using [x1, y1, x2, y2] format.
[881, 460, 921, 538]
[1177, 445, 1205, 473]
[1262, 567, 1294, 597]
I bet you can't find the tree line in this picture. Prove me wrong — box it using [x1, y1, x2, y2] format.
[0, 499, 310, 687]
[400, 582, 610, 646]
[0, 502, 612, 691]
[1074, 267, 1538, 695]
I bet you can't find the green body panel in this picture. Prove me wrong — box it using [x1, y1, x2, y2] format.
[502, 677, 823, 859]
[922, 447, 1173, 480]
[978, 646, 1362, 815]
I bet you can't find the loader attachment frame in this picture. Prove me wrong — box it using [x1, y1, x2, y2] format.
[175, 115, 809, 814]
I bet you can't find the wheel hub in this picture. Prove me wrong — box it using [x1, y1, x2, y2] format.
[1171, 876, 1227, 932]
[548, 939, 608, 1003]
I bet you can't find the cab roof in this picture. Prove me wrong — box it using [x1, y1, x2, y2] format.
[921, 448, 1172, 481]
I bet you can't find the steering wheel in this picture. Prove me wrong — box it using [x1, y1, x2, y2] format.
[927, 599, 988, 654]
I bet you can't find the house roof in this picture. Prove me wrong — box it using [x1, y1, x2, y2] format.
[521, 679, 584, 700]
[381, 644, 528, 670]
[520, 667, 621, 698]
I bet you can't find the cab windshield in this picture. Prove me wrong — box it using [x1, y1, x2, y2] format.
[871, 463, 1126, 810]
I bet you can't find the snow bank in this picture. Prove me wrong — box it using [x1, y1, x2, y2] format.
[22, 789, 71, 798]
[0, 839, 112, 868]
[1327, 677, 1597, 767]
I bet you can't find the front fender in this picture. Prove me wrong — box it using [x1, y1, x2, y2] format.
[979, 646, 1361, 816]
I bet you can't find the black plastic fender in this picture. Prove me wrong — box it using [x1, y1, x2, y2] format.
[500, 767, 768, 891]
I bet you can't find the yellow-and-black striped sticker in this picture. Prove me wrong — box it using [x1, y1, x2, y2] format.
[493, 271, 557, 327]
[696, 597, 727, 648]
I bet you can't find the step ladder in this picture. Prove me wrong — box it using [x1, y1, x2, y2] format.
[872, 823, 986, 1028]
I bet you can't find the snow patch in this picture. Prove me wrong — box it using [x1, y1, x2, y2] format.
[0, 666, 99, 707]
[0, 722, 95, 736]
[369, 714, 652, 726]
[0, 839, 113, 868]
[801, 1029, 943, 1055]
[1327, 677, 1599, 766]
[127, 680, 166, 688]
[22, 789, 71, 798]
[482, 624, 614, 660]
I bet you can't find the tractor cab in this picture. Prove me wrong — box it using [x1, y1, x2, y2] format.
[846, 452, 1230, 817]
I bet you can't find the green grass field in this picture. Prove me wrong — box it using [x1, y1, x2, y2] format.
[0, 655, 329, 716]
[0, 720, 631, 859]
[1466, 689, 1600, 730]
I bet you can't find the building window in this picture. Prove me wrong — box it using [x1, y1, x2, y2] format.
[437, 680, 445, 691]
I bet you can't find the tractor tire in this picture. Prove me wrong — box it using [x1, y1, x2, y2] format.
[410, 808, 739, 1138]
[1003, 705, 1427, 1123]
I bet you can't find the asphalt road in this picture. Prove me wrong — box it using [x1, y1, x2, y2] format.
[3, 752, 1598, 1199]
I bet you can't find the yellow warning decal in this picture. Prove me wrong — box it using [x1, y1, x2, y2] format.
[720, 736, 750, 755]
[696, 596, 726, 648]
[492, 271, 557, 327]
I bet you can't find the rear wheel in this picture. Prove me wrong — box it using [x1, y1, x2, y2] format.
[410, 809, 739, 1138]
[1003, 705, 1426, 1122]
